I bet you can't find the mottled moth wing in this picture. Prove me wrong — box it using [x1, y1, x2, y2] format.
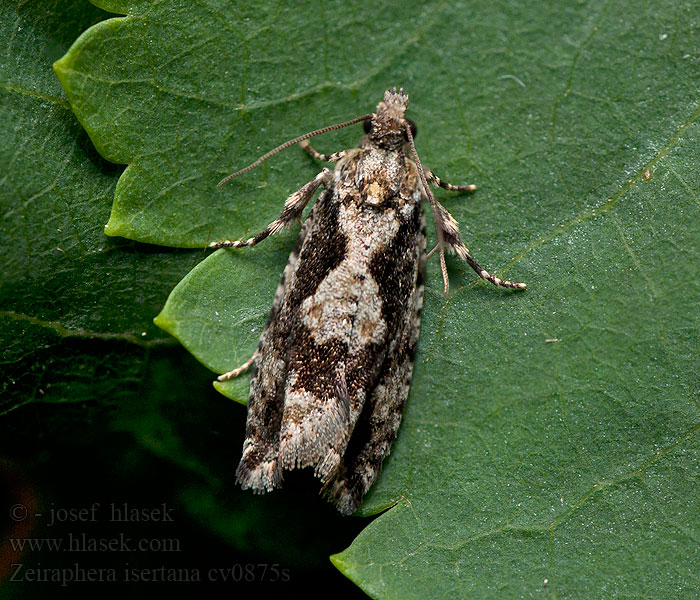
[325, 199, 426, 515]
[236, 150, 426, 514]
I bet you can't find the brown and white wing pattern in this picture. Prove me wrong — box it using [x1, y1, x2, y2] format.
[236, 149, 425, 514]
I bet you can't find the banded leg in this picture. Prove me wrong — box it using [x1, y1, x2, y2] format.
[426, 170, 476, 192]
[218, 352, 257, 382]
[209, 168, 333, 249]
[424, 172, 475, 261]
[300, 140, 346, 163]
[433, 198, 526, 289]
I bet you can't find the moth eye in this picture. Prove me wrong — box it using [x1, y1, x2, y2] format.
[363, 118, 372, 134]
[404, 119, 418, 140]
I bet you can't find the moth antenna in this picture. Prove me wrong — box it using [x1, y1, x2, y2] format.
[218, 114, 373, 187]
[404, 123, 450, 294]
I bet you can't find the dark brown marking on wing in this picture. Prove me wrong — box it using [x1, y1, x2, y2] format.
[286, 190, 348, 309]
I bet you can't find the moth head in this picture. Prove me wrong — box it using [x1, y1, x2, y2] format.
[377, 87, 409, 120]
[364, 88, 416, 149]
[218, 88, 416, 187]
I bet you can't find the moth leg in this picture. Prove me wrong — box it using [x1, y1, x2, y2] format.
[217, 352, 257, 382]
[209, 168, 333, 249]
[433, 198, 527, 289]
[426, 170, 476, 192]
[424, 171, 476, 271]
[300, 140, 346, 163]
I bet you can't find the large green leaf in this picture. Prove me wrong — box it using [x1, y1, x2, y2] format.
[53, 0, 699, 598]
[0, 1, 362, 595]
[0, 0, 184, 413]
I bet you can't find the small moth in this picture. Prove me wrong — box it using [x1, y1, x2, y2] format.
[212, 88, 525, 515]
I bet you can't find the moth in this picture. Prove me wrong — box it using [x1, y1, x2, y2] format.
[212, 88, 525, 515]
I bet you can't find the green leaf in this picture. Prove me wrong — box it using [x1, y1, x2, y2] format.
[153, 236, 296, 402]
[0, 0, 191, 413]
[0, 4, 361, 594]
[54, 0, 700, 598]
